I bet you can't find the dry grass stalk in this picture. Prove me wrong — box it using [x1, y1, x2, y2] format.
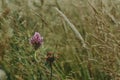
[54, 7, 86, 48]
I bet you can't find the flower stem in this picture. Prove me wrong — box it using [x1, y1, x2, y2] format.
[34, 50, 39, 62]
[50, 62, 52, 80]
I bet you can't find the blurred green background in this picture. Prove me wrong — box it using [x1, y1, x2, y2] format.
[0, 0, 120, 80]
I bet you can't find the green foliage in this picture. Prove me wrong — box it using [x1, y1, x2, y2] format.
[0, 0, 120, 80]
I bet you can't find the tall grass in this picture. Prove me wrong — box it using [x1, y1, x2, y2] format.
[0, 0, 120, 80]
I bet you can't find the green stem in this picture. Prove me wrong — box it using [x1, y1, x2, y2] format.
[34, 50, 39, 62]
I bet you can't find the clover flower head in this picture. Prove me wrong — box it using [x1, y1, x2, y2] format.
[30, 32, 43, 50]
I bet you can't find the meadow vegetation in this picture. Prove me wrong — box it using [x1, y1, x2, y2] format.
[0, 0, 120, 80]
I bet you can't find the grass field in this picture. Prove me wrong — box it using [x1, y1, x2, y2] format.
[0, 0, 120, 80]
